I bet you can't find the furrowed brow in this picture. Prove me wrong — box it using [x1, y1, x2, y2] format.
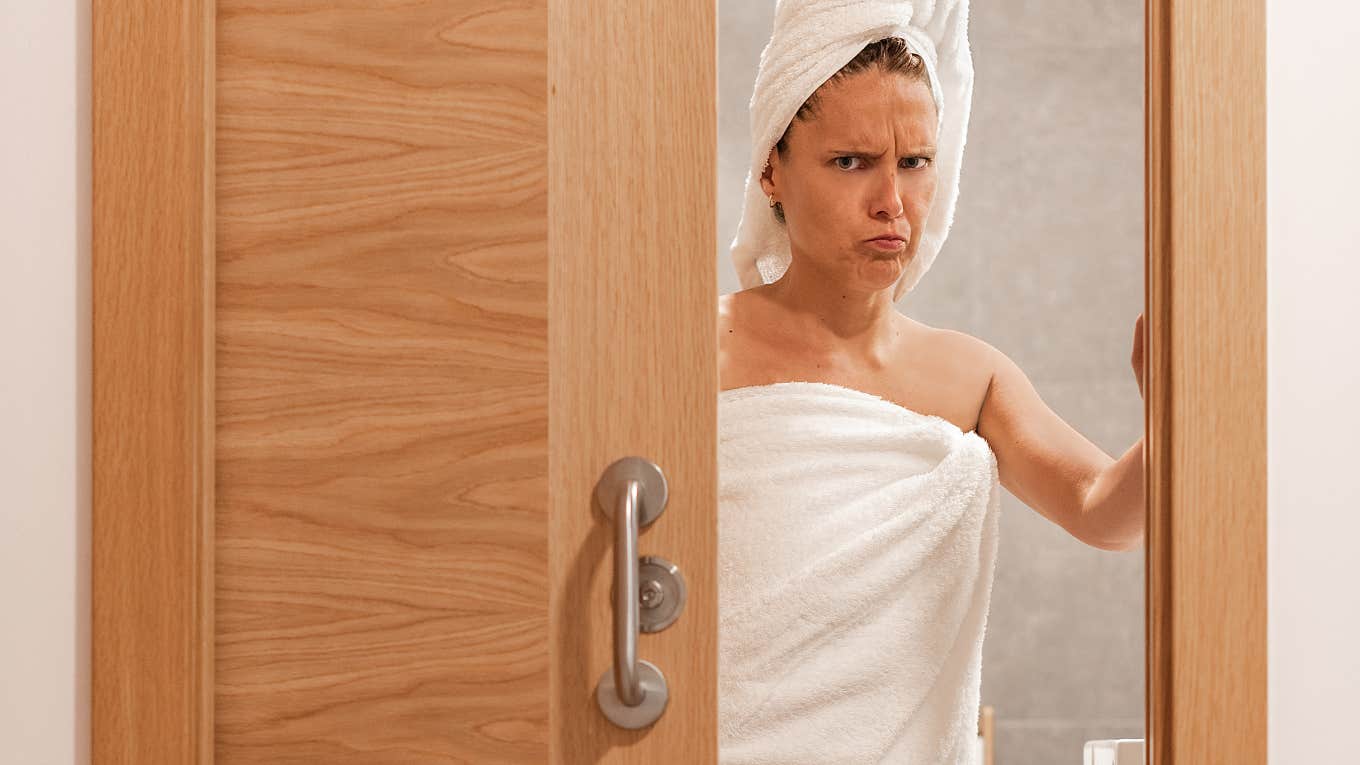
[828, 145, 937, 156]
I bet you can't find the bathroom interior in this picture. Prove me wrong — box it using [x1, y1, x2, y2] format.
[717, 2, 1146, 762]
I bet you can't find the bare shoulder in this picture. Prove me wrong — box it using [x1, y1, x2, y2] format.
[717, 290, 740, 340]
[949, 329, 1048, 435]
[717, 290, 753, 388]
[718, 287, 789, 390]
[891, 318, 998, 427]
[718, 286, 770, 340]
[899, 317, 998, 380]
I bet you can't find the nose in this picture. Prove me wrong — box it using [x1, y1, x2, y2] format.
[871, 165, 905, 219]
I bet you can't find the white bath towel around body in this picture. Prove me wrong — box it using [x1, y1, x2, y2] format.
[718, 381, 1001, 764]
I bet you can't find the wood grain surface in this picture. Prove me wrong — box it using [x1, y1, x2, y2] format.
[213, 1, 551, 761]
[548, 0, 718, 761]
[92, 0, 215, 760]
[1145, 1, 1268, 762]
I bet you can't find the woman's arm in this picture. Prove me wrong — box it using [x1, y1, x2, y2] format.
[975, 323, 1146, 552]
[1080, 437, 1146, 551]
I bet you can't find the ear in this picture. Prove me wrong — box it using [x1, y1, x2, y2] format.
[758, 149, 777, 198]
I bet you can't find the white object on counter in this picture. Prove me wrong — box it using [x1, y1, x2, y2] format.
[1083, 738, 1145, 765]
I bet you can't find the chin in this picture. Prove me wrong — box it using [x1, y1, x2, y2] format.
[862, 264, 905, 290]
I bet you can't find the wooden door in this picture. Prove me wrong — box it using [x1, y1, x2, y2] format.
[93, 0, 716, 762]
[95, 1, 1268, 763]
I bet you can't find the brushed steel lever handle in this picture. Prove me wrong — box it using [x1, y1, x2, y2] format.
[593, 456, 683, 729]
[612, 477, 645, 706]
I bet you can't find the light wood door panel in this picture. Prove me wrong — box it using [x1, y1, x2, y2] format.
[215, 0, 551, 761]
[212, 0, 714, 761]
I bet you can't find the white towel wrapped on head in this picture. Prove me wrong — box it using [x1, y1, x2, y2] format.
[730, 0, 975, 303]
[718, 381, 1001, 764]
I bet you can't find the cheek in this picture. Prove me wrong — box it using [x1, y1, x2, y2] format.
[906, 194, 932, 220]
[905, 177, 938, 220]
[922, 173, 940, 204]
[789, 184, 851, 239]
[821, 198, 866, 245]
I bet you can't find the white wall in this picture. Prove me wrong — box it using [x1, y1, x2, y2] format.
[0, 1, 89, 762]
[0, 0, 89, 763]
[1266, 1, 1360, 761]
[0, 1, 1354, 762]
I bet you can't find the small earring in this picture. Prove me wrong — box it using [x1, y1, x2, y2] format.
[764, 159, 775, 207]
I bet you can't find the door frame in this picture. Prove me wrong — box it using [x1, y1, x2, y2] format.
[92, 0, 215, 760]
[90, 0, 1267, 762]
[1143, 1, 1268, 761]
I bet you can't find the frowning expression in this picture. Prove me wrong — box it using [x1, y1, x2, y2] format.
[760, 68, 939, 294]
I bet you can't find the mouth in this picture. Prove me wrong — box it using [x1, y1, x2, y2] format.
[865, 236, 907, 251]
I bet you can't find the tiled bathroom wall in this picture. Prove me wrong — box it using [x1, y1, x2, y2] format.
[717, 2, 1146, 763]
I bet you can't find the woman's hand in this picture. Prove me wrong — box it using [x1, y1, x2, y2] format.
[1131, 312, 1145, 401]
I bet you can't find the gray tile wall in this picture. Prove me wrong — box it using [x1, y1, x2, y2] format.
[718, 3, 1146, 763]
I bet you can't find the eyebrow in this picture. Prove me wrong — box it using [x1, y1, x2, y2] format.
[827, 146, 937, 156]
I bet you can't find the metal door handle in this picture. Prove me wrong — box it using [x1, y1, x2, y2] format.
[593, 456, 684, 729]
[612, 477, 646, 706]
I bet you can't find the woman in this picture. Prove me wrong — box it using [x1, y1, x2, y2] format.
[716, 13, 1146, 765]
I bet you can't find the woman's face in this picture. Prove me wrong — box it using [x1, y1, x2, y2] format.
[760, 68, 939, 295]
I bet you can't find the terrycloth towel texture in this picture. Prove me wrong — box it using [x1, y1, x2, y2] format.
[718, 381, 1000, 764]
[729, 0, 974, 302]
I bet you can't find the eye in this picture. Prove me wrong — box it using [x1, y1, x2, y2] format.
[834, 156, 933, 171]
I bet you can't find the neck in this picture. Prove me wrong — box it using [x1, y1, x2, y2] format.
[765, 257, 903, 358]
